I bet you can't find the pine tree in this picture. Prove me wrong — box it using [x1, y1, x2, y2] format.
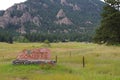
[8, 36, 13, 44]
[104, 0, 120, 11]
[94, 0, 120, 44]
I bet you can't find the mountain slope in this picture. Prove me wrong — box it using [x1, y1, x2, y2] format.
[0, 0, 104, 42]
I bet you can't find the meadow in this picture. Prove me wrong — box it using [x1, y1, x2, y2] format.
[0, 42, 120, 80]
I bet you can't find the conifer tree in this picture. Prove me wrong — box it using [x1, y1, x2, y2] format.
[94, 0, 120, 44]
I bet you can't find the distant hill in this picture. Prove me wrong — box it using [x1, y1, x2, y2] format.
[0, 0, 104, 42]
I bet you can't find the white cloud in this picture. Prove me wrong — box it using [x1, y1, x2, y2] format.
[101, 0, 104, 2]
[0, 0, 26, 10]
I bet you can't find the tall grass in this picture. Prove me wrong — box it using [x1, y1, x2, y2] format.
[0, 42, 120, 80]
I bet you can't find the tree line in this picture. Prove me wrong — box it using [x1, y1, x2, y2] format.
[23, 33, 92, 42]
[0, 32, 92, 43]
[0, 32, 13, 44]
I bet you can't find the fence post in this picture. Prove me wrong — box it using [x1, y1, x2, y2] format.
[83, 56, 85, 68]
[70, 51, 71, 57]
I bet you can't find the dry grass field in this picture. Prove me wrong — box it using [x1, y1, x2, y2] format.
[0, 42, 120, 80]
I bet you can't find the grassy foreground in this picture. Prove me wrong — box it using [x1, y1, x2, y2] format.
[0, 42, 120, 80]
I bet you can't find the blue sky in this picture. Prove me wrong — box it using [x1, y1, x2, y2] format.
[0, 0, 104, 10]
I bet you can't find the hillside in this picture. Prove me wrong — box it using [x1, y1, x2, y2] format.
[0, 0, 104, 42]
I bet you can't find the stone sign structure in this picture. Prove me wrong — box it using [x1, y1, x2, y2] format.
[13, 48, 56, 65]
[17, 48, 51, 60]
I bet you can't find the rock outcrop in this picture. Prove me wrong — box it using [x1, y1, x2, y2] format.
[0, 3, 41, 33]
[61, 0, 68, 5]
[55, 9, 73, 25]
[56, 9, 66, 19]
[55, 17, 73, 25]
